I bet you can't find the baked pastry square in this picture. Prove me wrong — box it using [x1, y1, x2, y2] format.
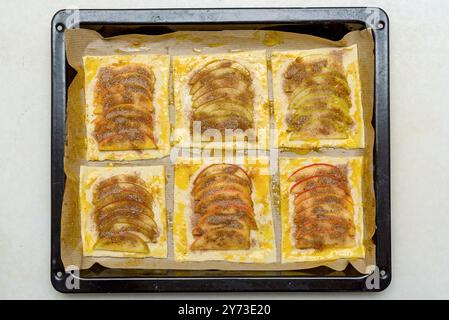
[279, 156, 365, 263]
[173, 51, 270, 150]
[79, 165, 167, 258]
[173, 156, 276, 263]
[83, 54, 170, 160]
[271, 45, 365, 150]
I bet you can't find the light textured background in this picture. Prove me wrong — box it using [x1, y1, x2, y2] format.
[1, 0, 448, 299]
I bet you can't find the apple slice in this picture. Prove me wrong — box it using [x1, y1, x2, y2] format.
[294, 214, 355, 250]
[94, 188, 152, 211]
[191, 73, 252, 97]
[295, 216, 354, 249]
[192, 173, 251, 195]
[94, 115, 153, 140]
[192, 213, 249, 236]
[95, 200, 154, 220]
[199, 199, 257, 230]
[190, 226, 250, 250]
[94, 182, 152, 207]
[190, 67, 252, 95]
[293, 184, 351, 203]
[99, 63, 155, 86]
[193, 101, 254, 123]
[284, 71, 349, 94]
[288, 115, 349, 140]
[294, 201, 354, 225]
[288, 163, 344, 182]
[97, 106, 153, 126]
[109, 72, 154, 90]
[193, 180, 251, 199]
[189, 59, 251, 86]
[194, 188, 253, 215]
[100, 216, 158, 243]
[97, 127, 157, 151]
[193, 164, 251, 186]
[94, 232, 149, 253]
[99, 90, 153, 113]
[96, 174, 147, 192]
[290, 174, 342, 194]
[197, 114, 253, 132]
[191, 87, 253, 110]
[294, 194, 353, 215]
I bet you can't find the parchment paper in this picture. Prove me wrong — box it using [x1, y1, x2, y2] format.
[61, 28, 375, 273]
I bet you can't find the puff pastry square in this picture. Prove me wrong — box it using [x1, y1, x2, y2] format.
[172, 51, 270, 150]
[83, 54, 170, 160]
[79, 165, 167, 258]
[271, 45, 365, 150]
[279, 156, 365, 263]
[173, 156, 276, 263]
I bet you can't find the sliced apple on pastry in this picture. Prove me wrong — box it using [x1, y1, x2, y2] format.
[99, 215, 159, 243]
[189, 163, 257, 250]
[93, 62, 158, 151]
[190, 226, 251, 250]
[95, 201, 154, 221]
[288, 163, 342, 181]
[94, 232, 150, 253]
[189, 59, 255, 133]
[288, 162, 357, 250]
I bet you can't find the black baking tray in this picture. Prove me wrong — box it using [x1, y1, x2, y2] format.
[51, 7, 390, 293]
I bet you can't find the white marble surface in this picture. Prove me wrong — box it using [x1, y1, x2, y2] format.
[1, 0, 448, 299]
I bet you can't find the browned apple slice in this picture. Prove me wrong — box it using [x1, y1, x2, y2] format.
[192, 87, 253, 109]
[97, 127, 157, 151]
[191, 73, 251, 99]
[192, 173, 251, 195]
[98, 63, 155, 85]
[94, 115, 153, 139]
[190, 226, 250, 250]
[192, 214, 249, 236]
[194, 188, 253, 215]
[94, 200, 154, 220]
[94, 232, 149, 253]
[193, 102, 254, 123]
[99, 91, 153, 113]
[195, 203, 257, 230]
[95, 208, 155, 228]
[100, 103, 154, 118]
[189, 60, 251, 86]
[294, 211, 355, 250]
[284, 71, 349, 94]
[294, 194, 354, 215]
[292, 114, 350, 139]
[197, 114, 253, 132]
[293, 184, 352, 204]
[193, 181, 251, 201]
[294, 201, 354, 224]
[288, 163, 344, 182]
[100, 216, 158, 243]
[290, 174, 343, 194]
[109, 72, 153, 90]
[96, 174, 147, 192]
[94, 182, 152, 206]
[190, 67, 251, 95]
[194, 164, 251, 186]
[94, 188, 152, 211]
